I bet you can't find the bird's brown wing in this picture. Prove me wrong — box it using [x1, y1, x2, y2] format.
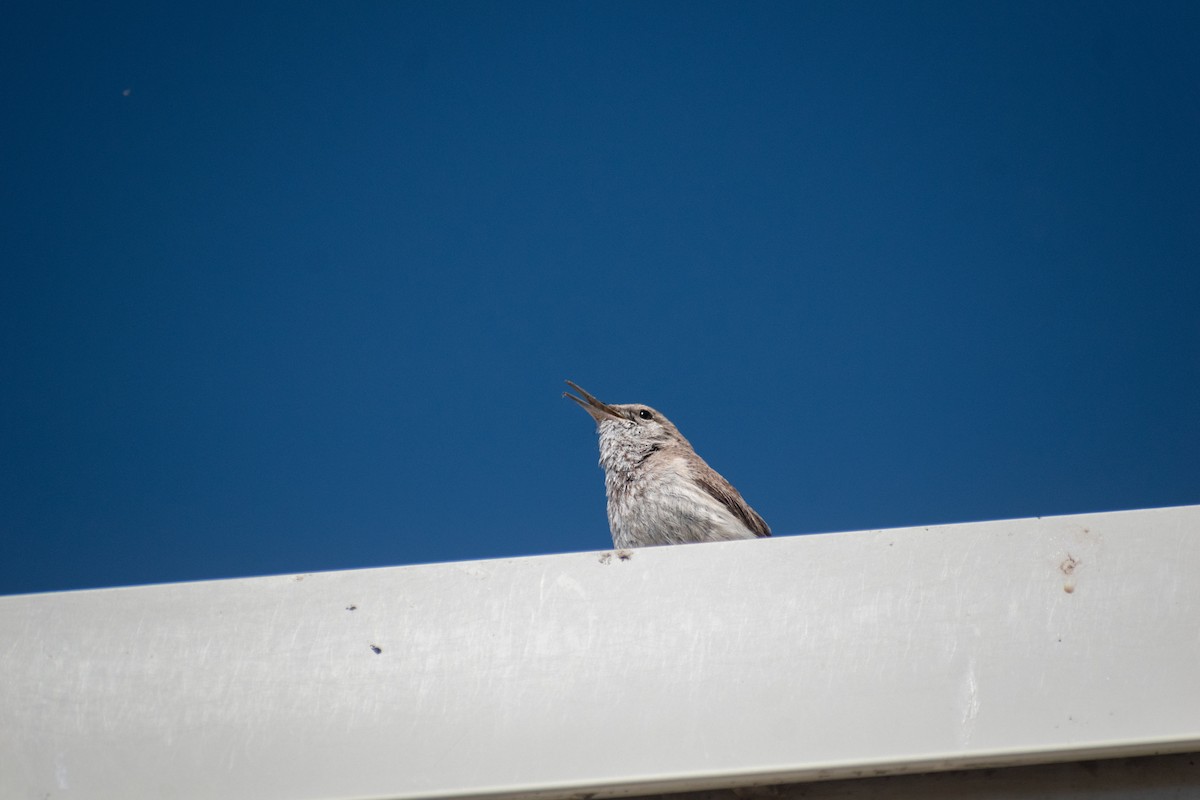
[691, 464, 772, 538]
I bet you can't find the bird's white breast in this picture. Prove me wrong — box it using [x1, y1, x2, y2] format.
[601, 448, 756, 548]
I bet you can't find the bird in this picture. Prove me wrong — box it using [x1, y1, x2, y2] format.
[563, 380, 771, 548]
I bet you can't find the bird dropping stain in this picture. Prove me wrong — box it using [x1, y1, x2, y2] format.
[1060, 554, 1080, 594]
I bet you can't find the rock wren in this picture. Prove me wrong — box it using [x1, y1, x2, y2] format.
[564, 380, 771, 548]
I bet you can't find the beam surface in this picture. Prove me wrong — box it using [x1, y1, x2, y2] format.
[2, 506, 1198, 799]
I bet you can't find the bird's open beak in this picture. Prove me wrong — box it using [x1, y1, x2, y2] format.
[563, 380, 624, 423]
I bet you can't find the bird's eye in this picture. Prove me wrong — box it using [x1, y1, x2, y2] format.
[638, 409, 653, 420]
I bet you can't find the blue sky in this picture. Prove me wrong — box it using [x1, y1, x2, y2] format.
[3, 2, 1198, 596]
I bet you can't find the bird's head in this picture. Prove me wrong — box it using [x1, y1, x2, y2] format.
[563, 381, 690, 455]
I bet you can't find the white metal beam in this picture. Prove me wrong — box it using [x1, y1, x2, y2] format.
[2, 505, 1198, 799]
